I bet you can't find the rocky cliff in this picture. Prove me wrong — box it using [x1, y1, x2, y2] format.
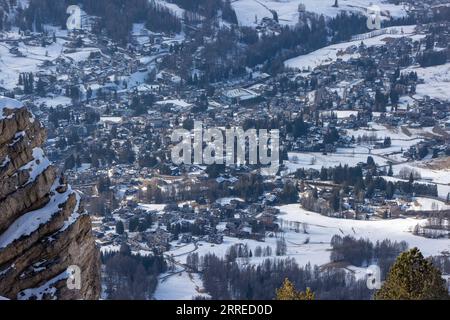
[0, 97, 100, 300]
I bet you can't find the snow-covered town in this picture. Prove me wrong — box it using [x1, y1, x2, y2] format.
[0, 0, 450, 301]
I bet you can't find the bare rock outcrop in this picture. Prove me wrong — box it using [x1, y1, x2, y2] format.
[0, 97, 100, 300]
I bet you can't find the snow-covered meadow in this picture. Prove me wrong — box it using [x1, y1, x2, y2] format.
[406, 63, 450, 102]
[154, 203, 450, 299]
[0, 33, 64, 90]
[232, 0, 407, 27]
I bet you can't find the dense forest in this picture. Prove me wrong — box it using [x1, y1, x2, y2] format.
[102, 244, 167, 300]
[196, 254, 371, 300]
[330, 235, 408, 276]
[168, 0, 237, 24]
[189, 236, 409, 300]
[417, 49, 448, 68]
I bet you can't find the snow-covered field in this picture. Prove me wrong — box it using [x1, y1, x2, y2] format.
[232, 0, 407, 27]
[390, 163, 450, 199]
[407, 197, 450, 212]
[153, 0, 185, 18]
[154, 203, 450, 299]
[155, 271, 208, 300]
[346, 122, 425, 161]
[34, 96, 72, 108]
[0, 28, 104, 91]
[282, 120, 426, 173]
[280, 113, 449, 198]
[0, 34, 64, 90]
[405, 63, 450, 102]
[284, 151, 388, 173]
[285, 25, 418, 72]
[277, 204, 450, 258]
[320, 110, 358, 119]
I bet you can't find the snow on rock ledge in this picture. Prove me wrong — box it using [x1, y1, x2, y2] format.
[0, 97, 23, 119]
[0, 97, 100, 300]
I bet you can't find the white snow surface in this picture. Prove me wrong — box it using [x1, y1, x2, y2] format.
[285, 25, 417, 72]
[0, 34, 65, 90]
[18, 148, 51, 185]
[405, 63, 450, 102]
[17, 271, 69, 300]
[154, 202, 450, 299]
[276, 204, 450, 259]
[232, 0, 407, 27]
[0, 96, 23, 119]
[0, 183, 78, 249]
[138, 203, 166, 213]
[153, 0, 185, 18]
[154, 271, 209, 300]
[155, 99, 192, 108]
[407, 197, 450, 212]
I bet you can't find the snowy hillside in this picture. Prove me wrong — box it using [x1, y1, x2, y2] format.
[276, 204, 450, 258]
[231, 0, 408, 27]
[153, 0, 185, 18]
[405, 62, 450, 102]
[285, 25, 419, 71]
[152, 202, 450, 299]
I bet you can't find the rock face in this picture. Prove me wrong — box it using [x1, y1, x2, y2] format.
[0, 97, 100, 300]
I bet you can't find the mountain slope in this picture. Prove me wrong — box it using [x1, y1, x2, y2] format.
[231, 0, 408, 27]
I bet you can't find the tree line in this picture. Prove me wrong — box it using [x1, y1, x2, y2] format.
[194, 253, 372, 300]
[330, 235, 408, 276]
[102, 244, 167, 300]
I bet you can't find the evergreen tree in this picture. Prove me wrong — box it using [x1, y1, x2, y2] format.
[276, 278, 315, 300]
[386, 181, 395, 200]
[116, 221, 125, 235]
[388, 164, 393, 177]
[64, 154, 76, 171]
[320, 167, 328, 181]
[375, 248, 449, 300]
[367, 156, 375, 167]
[36, 78, 45, 96]
[409, 172, 414, 184]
